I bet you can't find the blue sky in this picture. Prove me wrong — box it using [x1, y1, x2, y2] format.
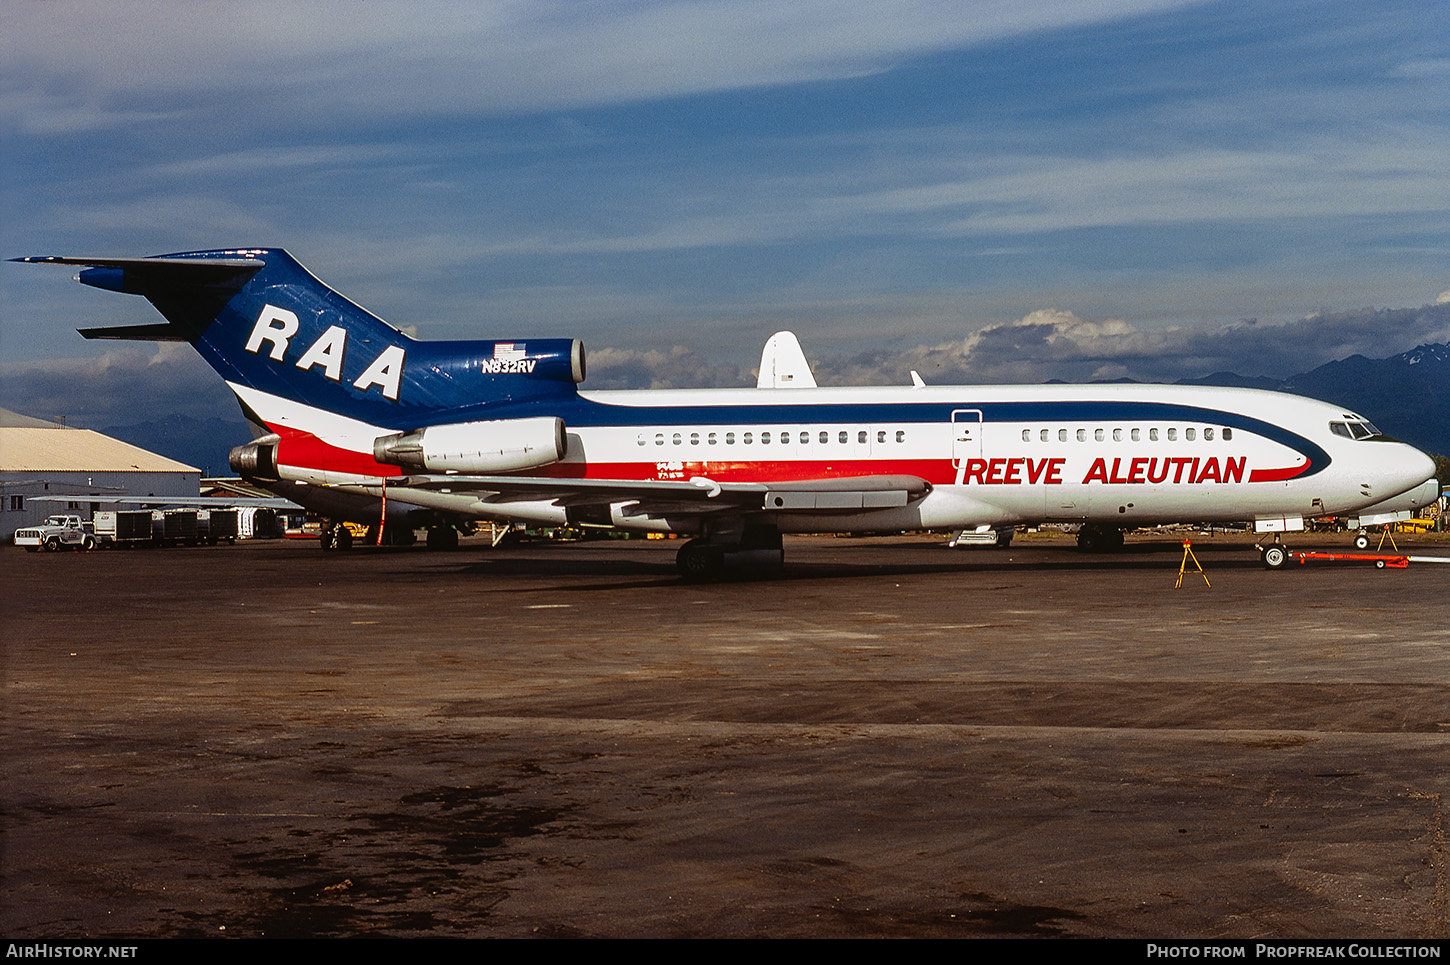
[2, 0, 1447, 426]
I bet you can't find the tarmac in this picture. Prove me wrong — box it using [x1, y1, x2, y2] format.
[2, 529, 1448, 938]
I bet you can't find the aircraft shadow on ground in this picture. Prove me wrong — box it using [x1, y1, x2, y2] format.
[424, 542, 1271, 592]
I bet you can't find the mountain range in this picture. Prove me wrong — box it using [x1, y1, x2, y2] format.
[1174, 342, 1448, 456]
[100, 342, 1450, 474]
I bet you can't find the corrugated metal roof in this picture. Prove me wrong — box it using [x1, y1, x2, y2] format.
[0, 427, 198, 473]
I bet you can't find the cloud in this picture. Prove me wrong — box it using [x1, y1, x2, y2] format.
[1, 1, 1203, 130]
[586, 345, 754, 390]
[0, 343, 237, 428]
[3, 299, 1444, 432]
[814, 300, 1450, 387]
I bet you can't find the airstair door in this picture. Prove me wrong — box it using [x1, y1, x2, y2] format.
[951, 409, 982, 485]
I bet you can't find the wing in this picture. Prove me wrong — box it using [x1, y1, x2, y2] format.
[29, 495, 301, 509]
[377, 472, 930, 517]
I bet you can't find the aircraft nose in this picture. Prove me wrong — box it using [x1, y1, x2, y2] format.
[1383, 444, 1437, 498]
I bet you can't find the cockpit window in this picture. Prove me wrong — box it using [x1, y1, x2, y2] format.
[1330, 420, 1382, 440]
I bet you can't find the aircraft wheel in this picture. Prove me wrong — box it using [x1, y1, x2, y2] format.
[676, 541, 722, 581]
[426, 527, 459, 551]
[1076, 525, 1120, 552]
[1261, 545, 1288, 569]
[1354, 534, 1370, 550]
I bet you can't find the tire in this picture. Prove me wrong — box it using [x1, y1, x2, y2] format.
[1354, 534, 1370, 550]
[1262, 545, 1288, 569]
[334, 528, 353, 551]
[426, 527, 459, 551]
[1375, 560, 1385, 569]
[82, 536, 95, 551]
[45, 537, 60, 552]
[676, 541, 722, 581]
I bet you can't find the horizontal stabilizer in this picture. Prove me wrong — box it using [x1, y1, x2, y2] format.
[14, 252, 267, 341]
[79, 323, 191, 341]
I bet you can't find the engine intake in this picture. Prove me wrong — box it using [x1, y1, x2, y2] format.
[374, 417, 567, 474]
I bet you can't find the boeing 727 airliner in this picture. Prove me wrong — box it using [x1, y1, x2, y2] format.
[18, 249, 1437, 576]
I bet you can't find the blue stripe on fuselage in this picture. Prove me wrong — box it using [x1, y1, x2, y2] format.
[410, 395, 1331, 480]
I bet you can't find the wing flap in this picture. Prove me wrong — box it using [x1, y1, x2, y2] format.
[393, 472, 928, 514]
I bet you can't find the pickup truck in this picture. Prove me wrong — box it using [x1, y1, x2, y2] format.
[14, 515, 97, 552]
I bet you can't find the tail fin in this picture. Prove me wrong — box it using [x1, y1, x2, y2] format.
[16, 249, 585, 429]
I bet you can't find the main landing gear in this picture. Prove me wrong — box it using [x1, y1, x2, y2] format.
[1075, 524, 1124, 553]
[320, 522, 353, 551]
[676, 523, 784, 581]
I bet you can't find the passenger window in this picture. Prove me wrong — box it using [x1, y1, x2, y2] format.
[858, 430, 867, 444]
[839, 431, 848, 444]
[1040, 429, 1049, 442]
[743, 432, 752, 444]
[1149, 428, 1159, 441]
[1094, 428, 1104, 442]
[1167, 428, 1177, 441]
[637, 433, 647, 446]
[1059, 429, 1068, 442]
[708, 432, 717, 445]
[1131, 428, 1140, 442]
[800, 431, 809, 445]
[1203, 428, 1214, 441]
[690, 432, 700, 445]
[655, 433, 665, 446]
[896, 430, 906, 443]
[1022, 429, 1031, 442]
[761, 431, 771, 444]
[1113, 428, 1122, 442]
[1222, 428, 1232, 441]
[673, 433, 682, 446]
[1076, 429, 1087, 442]
[877, 430, 886, 443]
[819, 431, 829, 445]
[1185, 428, 1195, 441]
[725, 432, 735, 445]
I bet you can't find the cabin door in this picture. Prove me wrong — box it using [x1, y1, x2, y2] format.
[951, 409, 982, 485]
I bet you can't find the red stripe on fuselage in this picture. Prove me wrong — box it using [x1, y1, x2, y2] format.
[273, 427, 404, 478]
[532, 458, 956, 485]
[1247, 462, 1308, 483]
[266, 424, 1308, 490]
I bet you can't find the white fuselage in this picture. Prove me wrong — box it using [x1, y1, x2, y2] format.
[239, 380, 1438, 535]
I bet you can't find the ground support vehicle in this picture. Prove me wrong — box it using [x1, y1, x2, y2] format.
[14, 515, 95, 552]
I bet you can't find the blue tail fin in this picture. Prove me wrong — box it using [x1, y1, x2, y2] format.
[16, 248, 584, 427]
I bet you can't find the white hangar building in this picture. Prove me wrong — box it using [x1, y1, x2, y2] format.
[1, 408, 200, 541]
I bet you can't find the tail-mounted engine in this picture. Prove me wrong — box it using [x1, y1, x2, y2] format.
[229, 434, 281, 482]
[373, 417, 567, 474]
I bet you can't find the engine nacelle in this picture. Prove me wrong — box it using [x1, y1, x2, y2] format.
[229, 434, 281, 482]
[373, 417, 567, 473]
